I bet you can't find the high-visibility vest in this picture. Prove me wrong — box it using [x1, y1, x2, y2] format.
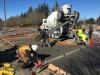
[18, 45, 32, 63]
[81, 33, 87, 42]
[18, 45, 31, 57]
[77, 29, 83, 38]
[19, 45, 31, 54]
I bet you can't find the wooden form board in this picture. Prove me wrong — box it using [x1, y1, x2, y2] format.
[48, 63, 71, 75]
[57, 39, 76, 46]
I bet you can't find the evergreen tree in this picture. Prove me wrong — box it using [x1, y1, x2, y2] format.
[85, 17, 95, 24]
[96, 16, 100, 24]
[0, 18, 3, 26]
[55, 0, 59, 10]
[52, 0, 59, 11]
[27, 6, 33, 13]
[35, 3, 49, 18]
[20, 13, 27, 18]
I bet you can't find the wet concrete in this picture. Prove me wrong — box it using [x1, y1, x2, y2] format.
[0, 45, 17, 63]
[51, 47, 100, 75]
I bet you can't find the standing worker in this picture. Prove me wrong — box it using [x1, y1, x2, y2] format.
[81, 29, 88, 46]
[76, 28, 83, 44]
[43, 28, 51, 47]
[77, 28, 88, 46]
[39, 25, 51, 47]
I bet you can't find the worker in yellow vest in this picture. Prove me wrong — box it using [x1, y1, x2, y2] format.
[81, 32, 88, 45]
[77, 29, 88, 45]
[77, 29, 83, 38]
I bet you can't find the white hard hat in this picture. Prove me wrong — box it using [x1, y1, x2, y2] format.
[31, 45, 38, 51]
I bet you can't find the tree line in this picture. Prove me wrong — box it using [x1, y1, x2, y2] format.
[0, 3, 49, 27]
[0, 2, 100, 27]
[79, 17, 100, 25]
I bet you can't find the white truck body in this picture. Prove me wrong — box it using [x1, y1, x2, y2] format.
[42, 4, 79, 38]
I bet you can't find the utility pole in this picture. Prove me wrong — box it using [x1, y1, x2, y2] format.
[4, 0, 7, 29]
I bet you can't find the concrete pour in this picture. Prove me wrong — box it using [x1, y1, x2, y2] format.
[0, 28, 100, 75]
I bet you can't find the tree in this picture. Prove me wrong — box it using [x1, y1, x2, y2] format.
[27, 6, 33, 13]
[0, 18, 3, 27]
[20, 13, 27, 18]
[7, 16, 21, 27]
[35, 3, 49, 18]
[52, 0, 59, 11]
[85, 17, 95, 24]
[96, 16, 100, 24]
[5, 3, 50, 27]
[55, 0, 59, 10]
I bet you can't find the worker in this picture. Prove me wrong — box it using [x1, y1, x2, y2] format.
[77, 28, 88, 46]
[43, 29, 51, 47]
[76, 28, 83, 43]
[77, 28, 83, 38]
[16, 45, 38, 64]
[81, 29, 88, 46]
[39, 25, 51, 47]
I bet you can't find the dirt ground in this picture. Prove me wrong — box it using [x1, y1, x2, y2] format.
[0, 27, 39, 50]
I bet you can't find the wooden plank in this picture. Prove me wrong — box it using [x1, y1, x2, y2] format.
[48, 64, 71, 75]
[57, 39, 76, 46]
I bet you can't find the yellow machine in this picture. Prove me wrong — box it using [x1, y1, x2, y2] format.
[0, 63, 14, 75]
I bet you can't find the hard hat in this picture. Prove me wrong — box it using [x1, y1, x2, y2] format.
[31, 45, 38, 51]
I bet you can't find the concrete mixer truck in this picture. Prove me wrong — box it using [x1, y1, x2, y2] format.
[41, 4, 79, 39]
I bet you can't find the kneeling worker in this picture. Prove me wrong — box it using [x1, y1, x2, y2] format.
[16, 45, 38, 64]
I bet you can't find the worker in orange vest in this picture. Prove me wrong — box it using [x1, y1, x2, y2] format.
[16, 45, 38, 64]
